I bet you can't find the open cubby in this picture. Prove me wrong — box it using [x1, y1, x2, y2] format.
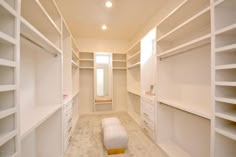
[0, 42, 15, 61]
[0, 114, 15, 138]
[216, 69, 236, 82]
[215, 101, 236, 119]
[215, 28, 236, 48]
[21, 0, 61, 49]
[80, 60, 93, 68]
[215, 49, 236, 66]
[0, 4, 16, 38]
[80, 52, 94, 60]
[216, 86, 236, 99]
[113, 61, 126, 68]
[214, 133, 236, 157]
[0, 137, 16, 157]
[157, 0, 210, 39]
[157, 11, 210, 53]
[38, 0, 62, 31]
[128, 93, 141, 124]
[113, 53, 126, 61]
[215, 0, 236, 31]
[0, 91, 14, 112]
[157, 103, 211, 157]
[0, 66, 14, 85]
[215, 117, 236, 140]
[127, 66, 140, 93]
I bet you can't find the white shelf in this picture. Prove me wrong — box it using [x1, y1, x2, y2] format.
[157, 6, 210, 43]
[158, 34, 210, 59]
[72, 49, 79, 60]
[0, 32, 16, 45]
[159, 141, 191, 157]
[215, 82, 236, 87]
[127, 88, 140, 96]
[0, 130, 17, 147]
[127, 51, 140, 61]
[215, 64, 236, 70]
[113, 67, 126, 70]
[127, 62, 140, 69]
[215, 23, 236, 35]
[72, 60, 79, 68]
[0, 85, 16, 92]
[215, 44, 236, 53]
[22, 0, 61, 34]
[79, 67, 94, 69]
[216, 111, 236, 123]
[0, 59, 16, 67]
[215, 97, 236, 104]
[159, 99, 211, 119]
[0, 0, 17, 17]
[79, 59, 94, 61]
[214, 0, 224, 7]
[95, 101, 112, 105]
[20, 17, 62, 55]
[0, 108, 16, 119]
[112, 60, 126, 62]
[156, 0, 189, 26]
[20, 105, 61, 139]
[215, 126, 236, 141]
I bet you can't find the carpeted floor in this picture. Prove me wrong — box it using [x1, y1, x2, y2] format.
[64, 112, 165, 157]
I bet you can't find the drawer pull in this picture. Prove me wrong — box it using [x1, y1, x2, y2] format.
[143, 128, 149, 133]
[68, 127, 72, 133]
[144, 120, 148, 125]
[68, 118, 72, 123]
[143, 113, 149, 117]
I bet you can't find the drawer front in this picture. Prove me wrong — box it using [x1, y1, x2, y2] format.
[142, 101, 154, 113]
[141, 116, 154, 130]
[64, 109, 72, 122]
[141, 108, 154, 121]
[142, 124, 155, 141]
[64, 102, 72, 112]
[141, 97, 155, 105]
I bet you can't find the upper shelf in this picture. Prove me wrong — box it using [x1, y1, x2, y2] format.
[127, 51, 140, 61]
[20, 17, 62, 56]
[157, 34, 210, 59]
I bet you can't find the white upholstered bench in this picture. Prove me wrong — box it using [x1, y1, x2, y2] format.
[102, 117, 128, 155]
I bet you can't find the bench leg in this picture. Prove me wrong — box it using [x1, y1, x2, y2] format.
[107, 148, 125, 155]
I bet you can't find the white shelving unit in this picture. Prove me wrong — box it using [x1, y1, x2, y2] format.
[20, 0, 63, 156]
[112, 53, 127, 111]
[79, 52, 94, 114]
[155, 0, 211, 156]
[126, 42, 141, 125]
[212, 0, 236, 156]
[0, 0, 19, 156]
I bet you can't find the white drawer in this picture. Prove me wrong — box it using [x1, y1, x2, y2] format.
[141, 108, 154, 121]
[64, 102, 72, 112]
[64, 109, 72, 122]
[142, 96, 155, 105]
[142, 101, 154, 113]
[141, 116, 154, 130]
[142, 124, 155, 141]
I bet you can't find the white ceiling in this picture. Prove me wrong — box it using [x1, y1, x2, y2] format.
[55, 0, 165, 40]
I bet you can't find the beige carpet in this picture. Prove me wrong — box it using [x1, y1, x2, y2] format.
[64, 112, 165, 157]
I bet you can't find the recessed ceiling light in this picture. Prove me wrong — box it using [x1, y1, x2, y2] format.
[105, 1, 112, 8]
[102, 25, 107, 30]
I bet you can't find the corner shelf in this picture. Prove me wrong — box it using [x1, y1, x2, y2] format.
[20, 105, 61, 139]
[127, 62, 140, 69]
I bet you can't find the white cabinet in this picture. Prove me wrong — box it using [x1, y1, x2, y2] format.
[141, 96, 157, 142]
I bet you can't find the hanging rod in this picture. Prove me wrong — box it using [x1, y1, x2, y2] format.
[20, 34, 58, 57]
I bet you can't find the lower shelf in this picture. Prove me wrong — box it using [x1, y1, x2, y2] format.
[159, 141, 191, 157]
[20, 105, 61, 139]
